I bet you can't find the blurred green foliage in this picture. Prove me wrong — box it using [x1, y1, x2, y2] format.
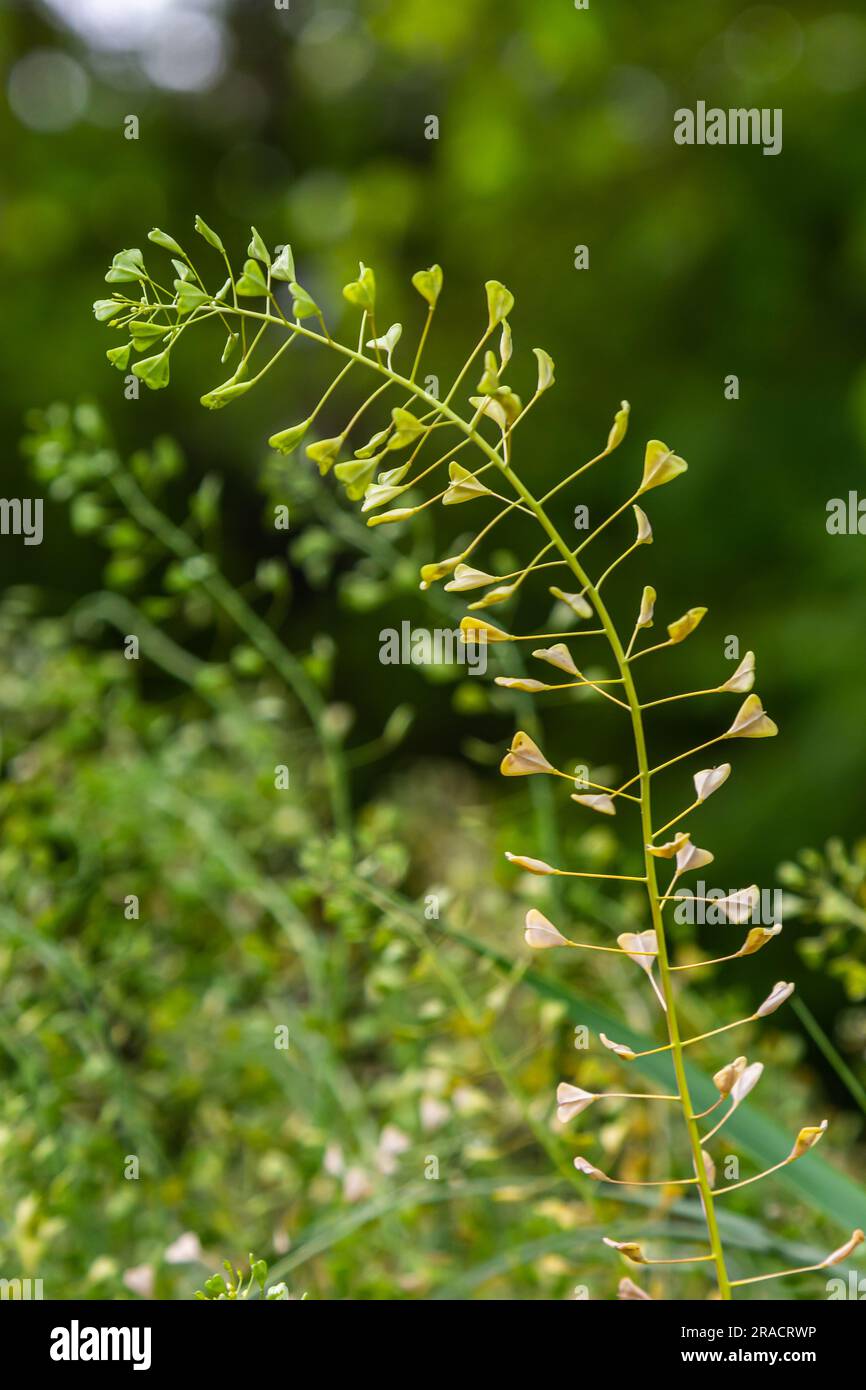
[0, 404, 860, 1299]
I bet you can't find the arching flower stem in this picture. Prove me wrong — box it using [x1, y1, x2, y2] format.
[132, 285, 737, 1296]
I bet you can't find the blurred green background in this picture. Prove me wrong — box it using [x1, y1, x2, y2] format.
[1, 0, 865, 1299]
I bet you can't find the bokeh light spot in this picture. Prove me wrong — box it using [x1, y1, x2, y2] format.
[287, 172, 355, 247]
[140, 12, 227, 93]
[7, 49, 89, 131]
[725, 6, 803, 83]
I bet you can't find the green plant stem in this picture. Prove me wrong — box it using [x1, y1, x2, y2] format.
[177, 299, 737, 1289]
[490, 466, 733, 1300]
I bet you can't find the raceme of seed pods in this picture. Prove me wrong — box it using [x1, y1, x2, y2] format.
[94, 221, 864, 1300]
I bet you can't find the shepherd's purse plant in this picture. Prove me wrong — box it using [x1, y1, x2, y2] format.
[93, 221, 864, 1298]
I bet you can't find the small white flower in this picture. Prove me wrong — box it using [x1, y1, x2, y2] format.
[323, 1142, 345, 1177]
[122, 1265, 154, 1298]
[164, 1232, 203, 1265]
[618, 1276, 652, 1300]
[376, 1124, 410, 1175]
[420, 1095, 450, 1132]
[343, 1166, 373, 1202]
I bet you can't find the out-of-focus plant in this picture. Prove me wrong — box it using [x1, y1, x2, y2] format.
[92, 221, 866, 1298]
[775, 838, 866, 1120]
[9, 412, 860, 1299]
[9, 406, 641, 1300]
[194, 1254, 296, 1300]
[781, 838, 866, 1002]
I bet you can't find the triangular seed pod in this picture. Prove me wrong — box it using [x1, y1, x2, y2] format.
[500, 732, 555, 777]
[525, 909, 570, 949]
[726, 694, 778, 739]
